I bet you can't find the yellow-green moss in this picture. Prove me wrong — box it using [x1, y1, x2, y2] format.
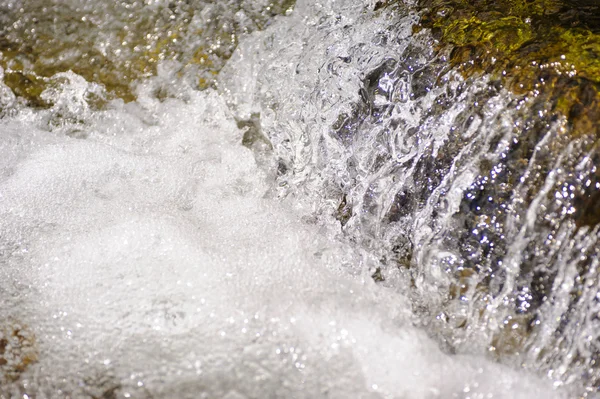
[0, 0, 296, 107]
[414, 0, 600, 138]
[441, 16, 533, 53]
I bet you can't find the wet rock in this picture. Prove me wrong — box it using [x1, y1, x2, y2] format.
[0, 322, 37, 388]
[0, 0, 296, 106]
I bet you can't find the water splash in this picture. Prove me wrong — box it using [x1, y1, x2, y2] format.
[0, 0, 593, 396]
[0, 0, 295, 103]
[221, 0, 600, 394]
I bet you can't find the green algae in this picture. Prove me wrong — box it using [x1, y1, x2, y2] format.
[0, 0, 296, 107]
[441, 16, 533, 53]
[412, 0, 600, 227]
[416, 0, 600, 125]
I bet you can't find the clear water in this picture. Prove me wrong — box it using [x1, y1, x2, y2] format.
[220, 0, 600, 395]
[0, 0, 595, 397]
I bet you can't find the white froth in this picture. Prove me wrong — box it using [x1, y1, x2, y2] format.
[0, 4, 568, 399]
[0, 82, 565, 398]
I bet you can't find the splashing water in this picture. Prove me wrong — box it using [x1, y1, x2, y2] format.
[221, 0, 600, 395]
[0, 0, 595, 397]
[0, 67, 564, 398]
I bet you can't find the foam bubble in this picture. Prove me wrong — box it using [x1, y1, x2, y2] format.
[0, 80, 567, 398]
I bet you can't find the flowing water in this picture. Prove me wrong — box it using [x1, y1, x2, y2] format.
[0, 0, 599, 397]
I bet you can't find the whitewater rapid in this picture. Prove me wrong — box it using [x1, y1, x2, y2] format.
[0, 0, 574, 397]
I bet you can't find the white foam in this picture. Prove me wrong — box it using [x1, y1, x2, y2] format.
[0, 80, 566, 398]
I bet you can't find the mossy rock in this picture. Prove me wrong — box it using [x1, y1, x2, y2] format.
[0, 0, 296, 107]
[415, 0, 600, 137]
[406, 0, 600, 230]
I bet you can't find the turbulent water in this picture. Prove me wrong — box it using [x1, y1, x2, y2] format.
[0, 0, 598, 397]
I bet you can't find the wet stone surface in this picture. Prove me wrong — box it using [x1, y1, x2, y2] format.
[0, 323, 37, 387]
[0, 0, 295, 106]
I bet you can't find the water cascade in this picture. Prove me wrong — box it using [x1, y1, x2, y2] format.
[1, 0, 599, 397]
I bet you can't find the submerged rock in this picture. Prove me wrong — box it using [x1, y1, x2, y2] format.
[0, 0, 295, 106]
[0, 323, 37, 386]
